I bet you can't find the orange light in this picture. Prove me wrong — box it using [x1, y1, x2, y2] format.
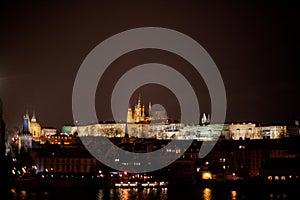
[202, 171, 212, 180]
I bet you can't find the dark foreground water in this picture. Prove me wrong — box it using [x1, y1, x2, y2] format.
[10, 187, 296, 200]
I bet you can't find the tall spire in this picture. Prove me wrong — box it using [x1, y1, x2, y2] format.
[148, 101, 152, 113]
[201, 113, 207, 125]
[23, 110, 30, 133]
[138, 93, 141, 107]
[24, 110, 29, 120]
[31, 112, 37, 122]
[142, 105, 145, 119]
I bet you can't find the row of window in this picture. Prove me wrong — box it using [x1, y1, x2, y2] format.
[270, 150, 286, 157]
[40, 164, 94, 173]
[181, 154, 198, 159]
[37, 158, 96, 164]
[267, 175, 299, 181]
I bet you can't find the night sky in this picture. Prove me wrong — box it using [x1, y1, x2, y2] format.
[0, 0, 299, 131]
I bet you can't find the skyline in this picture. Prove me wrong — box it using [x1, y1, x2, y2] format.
[0, 1, 300, 130]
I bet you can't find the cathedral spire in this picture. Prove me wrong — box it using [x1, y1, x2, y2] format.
[24, 110, 29, 119]
[138, 93, 141, 107]
[148, 101, 152, 113]
[201, 113, 207, 125]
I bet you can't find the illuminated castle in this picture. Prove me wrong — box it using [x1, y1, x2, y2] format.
[127, 95, 170, 123]
[127, 95, 152, 123]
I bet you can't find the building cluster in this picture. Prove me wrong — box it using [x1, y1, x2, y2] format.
[35, 147, 97, 175]
[23, 112, 41, 142]
[126, 95, 167, 123]
[5, 97, 300, 187]
[12, 106, 300, 155]
[11, 112, 58, 152]
[58, 121, 296, 142]
[13, 95, 300, 151]
[10, 134, 300, 187]
[197, 138, 300, 183]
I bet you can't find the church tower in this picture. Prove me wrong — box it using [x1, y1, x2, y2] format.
[23, 111, 30, 134]
[201, 113, 210, 125]
[127, 94, 150, 123]
[30, 112, 41, 142]
[134, 94, 143, 123]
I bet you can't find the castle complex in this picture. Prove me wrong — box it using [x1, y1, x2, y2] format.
[126, 95, 151, 123]
[126, 95, 169, 123]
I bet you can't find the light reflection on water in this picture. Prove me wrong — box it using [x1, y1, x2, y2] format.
[10, 187, 290, 200]
[230, 190, 237, 200]
[203, 188, 212, 200]
[96, 188, 168, 200]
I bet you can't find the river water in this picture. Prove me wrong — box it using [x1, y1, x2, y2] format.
[10, 186, 294, 200]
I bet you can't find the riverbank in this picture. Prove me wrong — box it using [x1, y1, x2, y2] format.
[194, 179, 300, 192]
[9, 177, 168, 191]
[10, 177, 300, 192]
[9, 177, 113, 190]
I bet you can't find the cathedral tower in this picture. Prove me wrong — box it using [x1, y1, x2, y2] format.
[127, 94, 149, 123]
[30, 112, 41, 142]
